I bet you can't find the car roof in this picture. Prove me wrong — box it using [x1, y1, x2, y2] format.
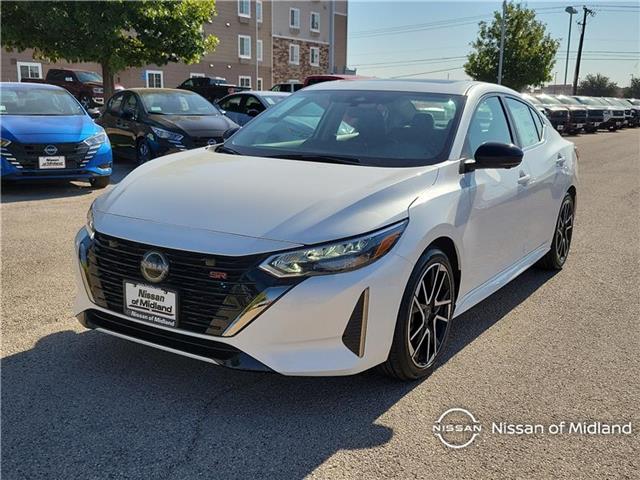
[125, 88, 199, 94]
[0, 81, 66, 91]
[302, 78, 516, 96]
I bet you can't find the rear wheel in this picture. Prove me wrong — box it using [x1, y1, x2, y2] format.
[538, 194, 574, 270]
[90, 176, 110, 189]
[379, 248, 455, 381]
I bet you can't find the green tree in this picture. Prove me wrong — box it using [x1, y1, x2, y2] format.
[1, 1, 219, 99]
[577, 74, 619, 96]
[622, 77, 640, 98]
[464, 3, 559, 91]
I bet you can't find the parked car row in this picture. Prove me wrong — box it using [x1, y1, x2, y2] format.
[522, 93, 639, 134]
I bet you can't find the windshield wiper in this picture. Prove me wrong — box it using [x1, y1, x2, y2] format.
[269, 153, 361, 165]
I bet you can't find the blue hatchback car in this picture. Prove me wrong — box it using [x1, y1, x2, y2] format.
[1, 82, 112, 188]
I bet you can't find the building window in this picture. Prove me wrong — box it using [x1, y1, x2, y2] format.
[238, 35, 252, 59]
[238, 0, 250, 18]
[289, 44, 300, 65]
[310, 47, 320, 67]
[17, 62, 42, 81]
[256, 0, 263, 23]
[239, 76, 252, 88]
[256, 40, 263, 62]
[310, 12, 320, 32]
[146, 70, 163, 88]
[289, 8, 300, 29]
[257, 77, 263, 90]
[190, 73, 205, 78]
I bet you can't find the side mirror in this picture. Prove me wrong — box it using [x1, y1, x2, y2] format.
[247, 109, 260, 117]
[461, 142, 523, 173]
[87, 108, 101, 119]
[223, 127, 240, 140]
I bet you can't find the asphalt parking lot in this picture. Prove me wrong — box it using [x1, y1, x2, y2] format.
[1, 129, 639, 479]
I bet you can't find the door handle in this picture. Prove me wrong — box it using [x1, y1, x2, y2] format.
[517, 173, 531, 185]
[556, 154, 566, 166]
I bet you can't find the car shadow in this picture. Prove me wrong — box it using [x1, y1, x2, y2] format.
[1, 163, 134, 204]
[1, 267, 556, 479]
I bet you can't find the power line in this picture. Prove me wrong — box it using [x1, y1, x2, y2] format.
[391, 66, 465, 79]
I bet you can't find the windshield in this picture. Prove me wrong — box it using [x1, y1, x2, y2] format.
[139, 91, 220, 115]
[261, 95, 288, 106]
[536, 94, 563, 105]
[0, 86, 84, 116]
[522, 94, 543, 105]
[76, 71, 103, 83]
[227, 89, 463, 167]
[575, 97, 602, 106]
[554, 95, 581, 105]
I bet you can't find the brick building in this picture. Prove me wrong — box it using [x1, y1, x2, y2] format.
[0, 0, 348, 91]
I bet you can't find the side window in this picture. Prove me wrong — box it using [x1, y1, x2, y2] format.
[505, 98, 540, 147]
[123, 94, 139, 118]
[466, 96, 512, 156]
[244, 96, 265, 113]
[107, 93, 124, 115]
[182, 79, 194, 87]
[530, 108, 544, 139]
[219, 95, 243, 113]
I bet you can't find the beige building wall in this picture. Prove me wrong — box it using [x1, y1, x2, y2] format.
[1, 0, 347, 91]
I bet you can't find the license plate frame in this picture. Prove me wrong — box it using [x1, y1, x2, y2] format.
[123, 281, 178, 328]
[38, 156, 66, 169]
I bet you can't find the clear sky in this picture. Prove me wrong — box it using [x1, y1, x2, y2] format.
[347, 0, 640, 88]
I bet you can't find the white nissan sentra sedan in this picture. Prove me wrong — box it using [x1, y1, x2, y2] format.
[74, 80, 577, 380]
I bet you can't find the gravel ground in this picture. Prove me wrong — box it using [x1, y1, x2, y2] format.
[1, 129, 639, 479]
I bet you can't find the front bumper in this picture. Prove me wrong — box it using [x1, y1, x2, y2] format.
[1, 142, 112, 181]
[73, 228, 413, 376]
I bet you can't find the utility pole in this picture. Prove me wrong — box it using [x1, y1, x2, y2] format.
[572, 6, 595, 95]
[564, 6, 578, 86]
[255, 1, 259, 90]
[497, 0, 507, 84]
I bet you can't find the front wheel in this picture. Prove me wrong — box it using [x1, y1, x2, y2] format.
[136, 139, 152, 165]
[89, 176, 110, 189]
[80, 95, 91, 109]
[538, 194, 575, 270]
[379, 248, 455, 381]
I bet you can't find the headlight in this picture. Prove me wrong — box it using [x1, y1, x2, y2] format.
[84, 132, 107, 147]
[86, 203, 95, 239]
[151, 127, 183, 142]
[259, 220, 408, 278]
[0, 138, 11, 147]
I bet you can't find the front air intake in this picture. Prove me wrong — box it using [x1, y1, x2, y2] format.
[342, 288, 369, 357]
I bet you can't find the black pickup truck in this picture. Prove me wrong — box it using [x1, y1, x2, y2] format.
[176, 77, 249, 103]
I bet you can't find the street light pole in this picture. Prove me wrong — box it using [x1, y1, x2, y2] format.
[564, 6, 578, 87]
[497, 0, 507, 84]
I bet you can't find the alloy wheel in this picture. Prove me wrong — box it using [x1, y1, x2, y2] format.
[407, 262, 453, 368]
[137, 141, 151, 164]
[555, 198, 574, 263]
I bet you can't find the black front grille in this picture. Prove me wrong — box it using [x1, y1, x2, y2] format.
[191, 136, 224, 148]
[589, 109, 604, 117]
[569, 110, 587, 119]
[613, 110, 624, 116]
[2, 141, 98, 170]
[549, 110, 568, 118]
[86, 232, 288, 336]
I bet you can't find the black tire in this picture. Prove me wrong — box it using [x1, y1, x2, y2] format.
[379, 248, 455, 381]
[136, 138, 152, 165]
[90, 175, 110, 189]
[537, 194, 575, 270]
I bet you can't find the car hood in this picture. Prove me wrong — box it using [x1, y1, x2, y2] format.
[95, 149, 437, 246]
[564, 105, 587, 111]
[0, 114, 99, 143]
[149, 114, 237, 136]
